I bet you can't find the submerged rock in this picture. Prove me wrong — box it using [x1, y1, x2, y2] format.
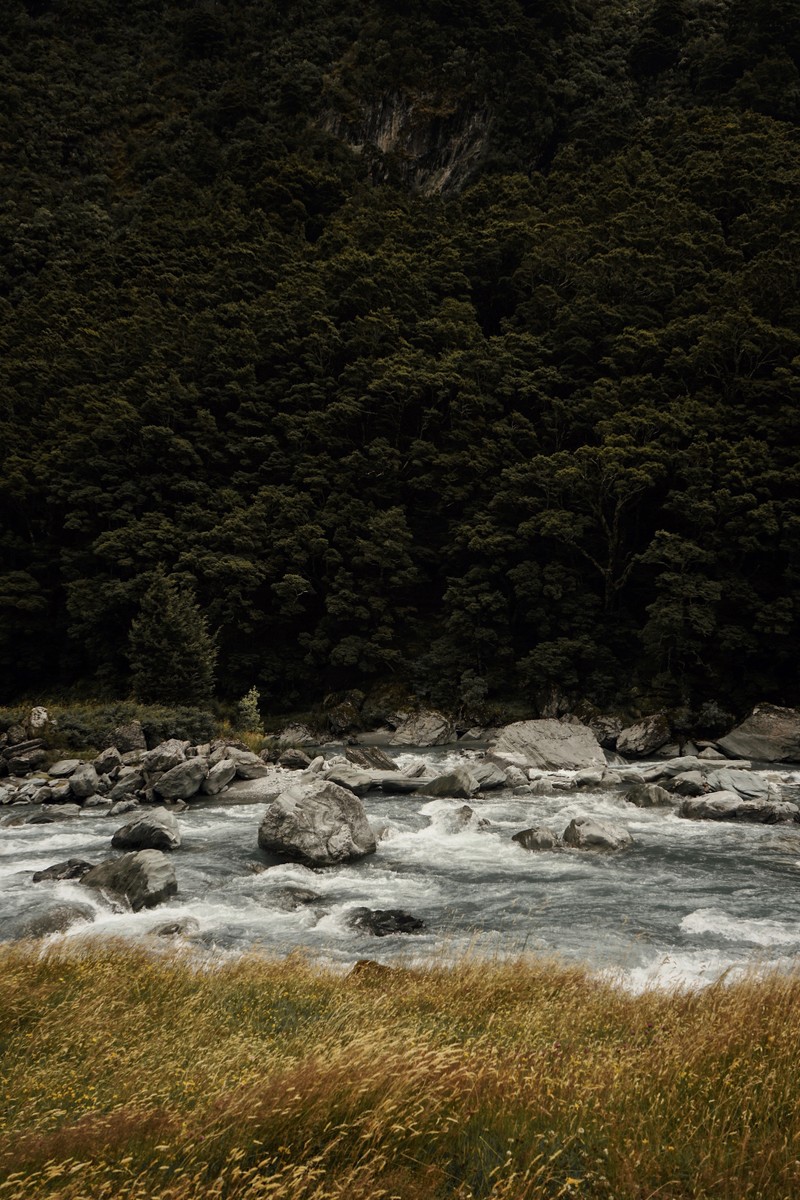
[149, 917, 200, 938]
[19, 902, 96, 939]
[489, 720, 605, 771]
[348, 908, 425, 936]
[258, 778, 377, 866]
[32, 858, 94, 882]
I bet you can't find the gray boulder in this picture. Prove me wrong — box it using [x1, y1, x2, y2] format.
[228, 749, 269, 779]
[149, 917, 200, 938]
[418, 767, 479, 799]
[489, 720, 605, 771]
[271, 886, 323, 911]
[717, 703, 800, 762]
[324, 765, 375, 796]
[705, 768, 777, 802]
[93, 746, 123, 776]
[345, 746, 398, 771]
[108, 797, 140, 817]
[470, 761, 508, 791]
[616, 713, 672, 758]
[111, 807, 181, 852]
[81, 849, 178, 910]
[279, 748, 312, 770]
[512, 826, 559, 850]
[154, 758, 207, 800]
[142, 739, 187, 776]
[201, 758, 237, 795]
[562, 817, 633, 850]
[625, 782, 675, 807]
[670, 771, 706, 797]
[258, 778, 376, 866]
[48, 759, 81, 779]
[390, 709, 455, 746]
[110, 768, 144, 801]
[679, 791, 799, 824]
[69, 764, 99, 801]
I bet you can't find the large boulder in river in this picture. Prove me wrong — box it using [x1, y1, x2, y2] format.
[679, 791, 799, 824]
[390, 709, 455, 746]
[488, 720, 605, 771]
[512, 826, 559, 850]
[562, 817, 632, 850]
[625, 782, 675, 807]
[258, 778, 377, 866]
[717, 704, 800, 763]
[111, 808, 181, 852]
[348, 908, 425, 936]
[19, 902, 96, 939]
[81, 850, 178, 910]
[616, 713, 671, 758]
[154, 758, 207, 800]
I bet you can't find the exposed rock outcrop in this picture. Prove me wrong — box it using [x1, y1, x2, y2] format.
[717, 704, 800, 762]
[489, 720, 605, 771]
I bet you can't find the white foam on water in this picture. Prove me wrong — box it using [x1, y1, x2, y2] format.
[680, 907, 800, 946]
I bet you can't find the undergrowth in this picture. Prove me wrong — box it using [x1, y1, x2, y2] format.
[1, 943, 799, 1198]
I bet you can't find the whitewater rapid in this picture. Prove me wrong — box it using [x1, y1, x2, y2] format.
[3, 747, 800, 989]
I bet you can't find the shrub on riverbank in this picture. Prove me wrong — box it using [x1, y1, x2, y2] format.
[1, 943, 798, 1199]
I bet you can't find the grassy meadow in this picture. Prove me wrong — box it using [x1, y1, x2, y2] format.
[0, 942, 798, 1199]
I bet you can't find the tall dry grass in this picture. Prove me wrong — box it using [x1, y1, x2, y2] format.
[0, 942, 798, 1199]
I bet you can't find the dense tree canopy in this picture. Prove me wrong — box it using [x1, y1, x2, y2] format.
[0, 0, 798, 714]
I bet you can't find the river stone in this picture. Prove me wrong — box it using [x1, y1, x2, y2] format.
[390, 709, 455, 746]
[348, 908, 425, 936]
[111, 807, 181, 852]
[201, 758, 237, 795]
[142, 739, 187, 776]
[271, 886, 323, 911]
[81, 849, 178, 910]
[345, 746, 399, 771]
[705, 768, 776, 802]
[228, 749, 269, 779]
[19, 902, 96, 939]
[562, 817, 633, 850]
[32, 858, 94, 882]
[279, 748, 312, 770]
[512, 826, 558, 850]
[154, 758, 207, 800]
[149, 916, 200, 938]
[69, 764, 99, 800]
[108, 797, 140, 817]
[110, 721, 147, 753]
[110, 768, 144, 801]
[37, 803, 81, 820]
[418, 767, 479, 799]
[489, 720, 605, 771]
[276, 724, 317, 746]
[324, 766, 374, 795]
[667, 771, 705, 797]
[258, 778, 377, 866]
[616, 713, 672, 758]
[470, 761, 508, 790]
[679, 791, 799, 823]
[48, 780, 72, 803]
[8, 749, 48, 775]
[717, 704, 800, 762]
[625, 782, 675, 807]
[48, 759, 81, 779]
[504, 766, 530, 788]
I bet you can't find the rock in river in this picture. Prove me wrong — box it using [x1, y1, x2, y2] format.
[489, 720, 605, 771]
[562, 817, 632, 850]
[111, 807, 181, 852]
[258, 778, 377, 866]
[679, 791, 799, 824]
[348, 908, 425, 936]
[717, 703, 800, 763]
[154, 758, 207, 800]
[81, 849, 178, 910]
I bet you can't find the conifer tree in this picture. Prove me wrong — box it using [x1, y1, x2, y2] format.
[127, 568, 217, 706]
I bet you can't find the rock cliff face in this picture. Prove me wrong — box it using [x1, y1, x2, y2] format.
[319, 91, 491, 194]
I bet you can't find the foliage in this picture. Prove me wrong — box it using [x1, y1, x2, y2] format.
[128, 570, 217, 707]
[0, 0, 798, 711]
[0, 702, 217, 750]
[236, 686, 264, 733]
[1, 943, 800, 1199]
